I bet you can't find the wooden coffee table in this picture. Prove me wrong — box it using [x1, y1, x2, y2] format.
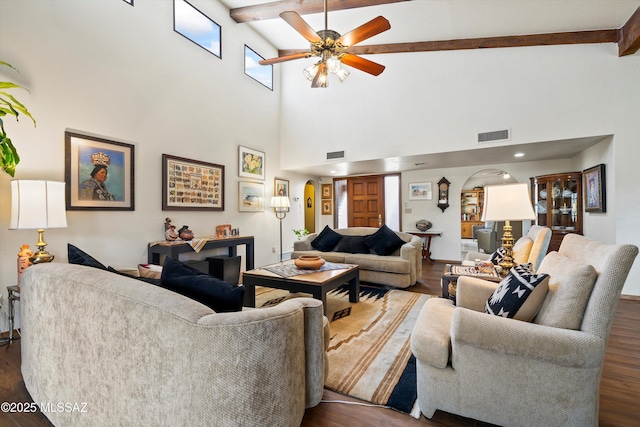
[242, 260, 359, 315]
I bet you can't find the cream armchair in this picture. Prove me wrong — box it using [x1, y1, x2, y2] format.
[464, 224, 552, 272]
[412, 234, 638, 426]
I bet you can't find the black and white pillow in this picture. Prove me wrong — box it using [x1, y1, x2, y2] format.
[485, 263, 550, 321]
[489, 247, 507, 265]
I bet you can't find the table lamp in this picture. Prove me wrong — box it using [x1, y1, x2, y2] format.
[481, 183, 535, 273]
[270, 196, 290, 262]
[10, 180, 68, 264]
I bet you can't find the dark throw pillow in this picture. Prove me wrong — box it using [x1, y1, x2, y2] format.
[311, 225, 343, 252]
[334, 235, 370, 254]
[363, 225, 406, 256]
[68, 244, 108, 270]
[160, 257, 244, 313]
[485, 263, 550, 321]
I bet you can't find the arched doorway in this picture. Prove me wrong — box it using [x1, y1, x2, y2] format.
[460, 169, 517, 255]
[304, 181, 315, 233]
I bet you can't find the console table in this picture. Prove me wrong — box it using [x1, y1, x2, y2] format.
[148, 236, 254, 270]
[405, 230, 442, 264]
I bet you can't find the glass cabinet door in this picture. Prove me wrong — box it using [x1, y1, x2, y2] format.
[549, 177, 579, 232]
[533, 181, 548, 227]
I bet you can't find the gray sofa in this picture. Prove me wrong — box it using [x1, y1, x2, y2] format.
[20, 263, 327, 427]
[292, 227, 422, 288]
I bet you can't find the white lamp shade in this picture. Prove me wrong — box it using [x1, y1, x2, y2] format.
[481, 183, 536, 222]
[10, 180, 68, 229]
[270, 196, 290, 209]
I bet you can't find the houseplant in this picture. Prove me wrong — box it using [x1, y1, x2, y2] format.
[1, 60, 36, 177]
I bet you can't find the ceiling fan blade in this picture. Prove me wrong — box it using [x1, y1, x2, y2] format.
[259, 52, 312, 65]
[341, 54, 385, 76]
[338, 16, 390, 47]
[280, 11, 322, 43]
[311, 62, 328, 88]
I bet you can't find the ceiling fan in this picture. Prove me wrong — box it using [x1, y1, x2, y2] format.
[258, 0, 390, 88]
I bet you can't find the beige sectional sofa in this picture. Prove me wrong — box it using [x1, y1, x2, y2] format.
[292, 226, 422, 288]
[20, 263, 327, 427]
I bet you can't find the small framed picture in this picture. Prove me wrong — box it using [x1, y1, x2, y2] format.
[321, 183, 333, 199]
[65, 131, 135, 210]
[274, 178, 289, 197]
[162, 154, 224, 211]
[322, 200, 333, 215]
[408, 182, 433, 200]
[239, 145, 265, 180]
[239, 181, 264, 212]
[584, 164, 606, 213]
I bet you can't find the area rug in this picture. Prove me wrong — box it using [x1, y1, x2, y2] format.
[255, 285, 432, 417]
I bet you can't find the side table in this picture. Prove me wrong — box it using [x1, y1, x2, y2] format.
[441, 264, 502, 300]
[405, 230, 442, 264]
[1, 286, 20, 345]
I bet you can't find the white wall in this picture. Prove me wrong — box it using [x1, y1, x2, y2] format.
[280, 41, 640, 295]
[0, 0, 314, 330]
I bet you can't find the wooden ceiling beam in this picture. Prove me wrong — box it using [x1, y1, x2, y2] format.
[230, 0, 408, 23]
[278, 29, 619, 56]
[618, 7, 640, 56]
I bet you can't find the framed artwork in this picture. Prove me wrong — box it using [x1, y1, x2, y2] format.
[322, 200, 333, 215]
[174, 0, 221, 59]
[584, 164, 606, 213]
[162, 154, 224, 211]
[239, 145, 265, 180]
[239, 181, 264, 212]
[321, 183, 333, 199]
[274, 178, 289, 197]
[244, 45, 273, 90]
[408, 182, 433, 200]
[64, 131, 134, 210]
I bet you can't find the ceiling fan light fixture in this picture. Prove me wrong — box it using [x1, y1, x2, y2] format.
[303, 62, 320, 81]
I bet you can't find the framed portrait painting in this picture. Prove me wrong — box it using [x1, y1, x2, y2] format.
[162, 154, 224, 211]
[239, 145, 265, 180]
[583, 164, 606, 213]
[239, 181, 264, 212]
[65, 131, 134, 210]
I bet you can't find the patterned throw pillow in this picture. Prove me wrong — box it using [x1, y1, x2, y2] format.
[485, 263, 550, 321]
[489, 247, 507, 265]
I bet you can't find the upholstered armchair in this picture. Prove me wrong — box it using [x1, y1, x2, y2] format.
[465, 224, 551, 272]
[412, 234, 638, 426]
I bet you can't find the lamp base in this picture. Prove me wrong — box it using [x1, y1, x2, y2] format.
[498, 221, 516, 276]
[29, 247, 55, 264]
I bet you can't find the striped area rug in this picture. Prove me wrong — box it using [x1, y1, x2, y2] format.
[255, 285, 432, 416]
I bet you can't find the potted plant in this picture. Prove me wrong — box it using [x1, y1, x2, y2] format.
[1, 61, 36, 176]
[293, 228, 310, 240]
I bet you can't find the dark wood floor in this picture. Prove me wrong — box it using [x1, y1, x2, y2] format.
[2, 260, 639, 427]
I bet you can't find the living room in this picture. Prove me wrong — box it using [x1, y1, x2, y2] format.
[1, 0, 640, 425]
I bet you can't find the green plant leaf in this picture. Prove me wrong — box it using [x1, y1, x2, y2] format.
[0, 136, 18, 177]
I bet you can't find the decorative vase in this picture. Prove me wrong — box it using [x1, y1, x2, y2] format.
[294, 255, 325, 270]
[415, 219, 433, 231]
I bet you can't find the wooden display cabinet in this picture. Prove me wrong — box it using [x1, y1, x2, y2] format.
[530, 172, 582, 252]
[461, 189, 484, 238]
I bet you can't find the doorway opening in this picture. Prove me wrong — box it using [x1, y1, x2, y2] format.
[334, 174, 401, 230]
[304, 181, 315, 234]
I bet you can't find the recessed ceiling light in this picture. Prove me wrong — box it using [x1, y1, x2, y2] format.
[514, 153, 524, 158]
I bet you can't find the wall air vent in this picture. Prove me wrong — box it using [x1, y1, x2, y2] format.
[326, 150, 345, 160]
[477, 129, 510, 143]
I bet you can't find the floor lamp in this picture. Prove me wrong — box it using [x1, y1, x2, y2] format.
[270, 196, 290, 262]
[481, 183, 536, 274]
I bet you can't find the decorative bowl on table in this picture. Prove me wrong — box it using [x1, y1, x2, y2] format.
[415, 219, 433, 231]
[294, 255, 325, 270]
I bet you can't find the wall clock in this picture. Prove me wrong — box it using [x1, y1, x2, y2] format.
[437, 177, 450, 212]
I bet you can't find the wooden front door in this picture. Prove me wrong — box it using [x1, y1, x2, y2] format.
[347, 176, 384, 227]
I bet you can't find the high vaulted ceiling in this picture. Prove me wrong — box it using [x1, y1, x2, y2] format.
[218, 1, 640, 176]
[222, 0, 640, 57]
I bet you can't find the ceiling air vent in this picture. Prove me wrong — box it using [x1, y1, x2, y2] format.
[326, 150, 345, 160]
[477, 129, 510, 143]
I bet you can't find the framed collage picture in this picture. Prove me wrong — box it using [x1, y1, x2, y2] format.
[65, 131, 135, 210]
[162, 154, 224, 211]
